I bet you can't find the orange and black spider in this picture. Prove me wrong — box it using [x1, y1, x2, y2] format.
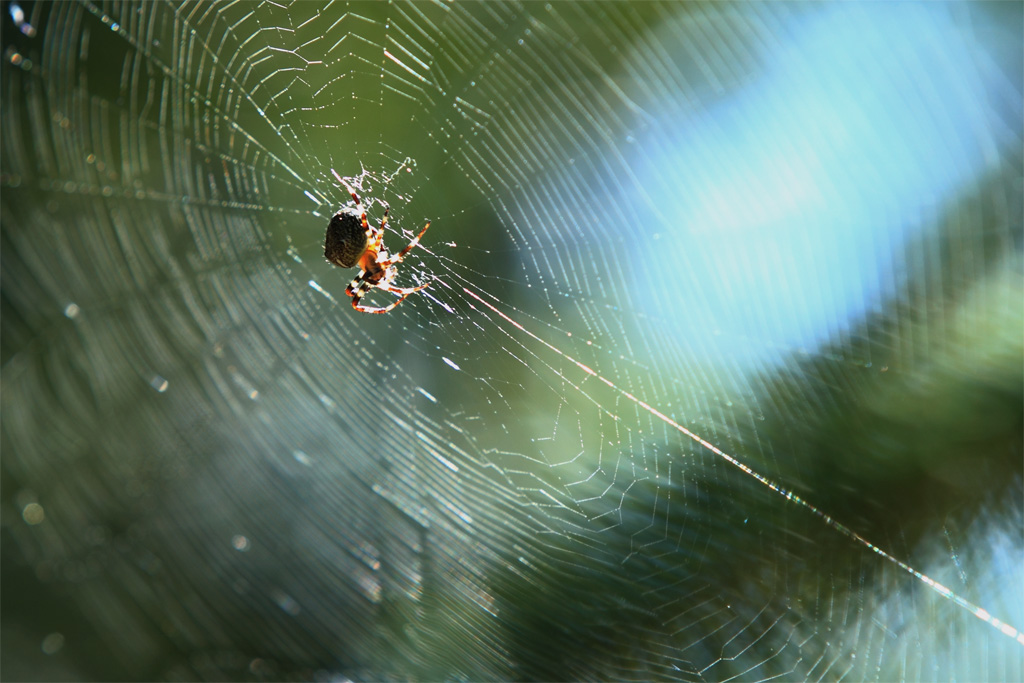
[324, 186, 431, 314]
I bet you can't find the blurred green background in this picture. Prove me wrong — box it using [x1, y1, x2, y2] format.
[2, 1, 1021, 680]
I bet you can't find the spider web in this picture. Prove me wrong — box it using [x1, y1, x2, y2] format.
[2, 1, 1022, 680]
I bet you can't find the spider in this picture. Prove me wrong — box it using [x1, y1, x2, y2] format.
[324, 186, 431, 314]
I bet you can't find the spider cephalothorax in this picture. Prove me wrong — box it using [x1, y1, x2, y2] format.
[324, 187, 431, 314]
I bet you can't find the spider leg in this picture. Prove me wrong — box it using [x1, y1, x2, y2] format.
[397, 220, 430, 259]
[346, 185, 370, 232]
[367, 205, 389, 254]
[379, 281, 430, 296]
[367, 225, 383, 253]
[345, 272, 367, 298]
[348, 279, 429, 314]
[380, 220, 431, 267]
[347, 276, 389, 313]
[351, 291, 414, 314]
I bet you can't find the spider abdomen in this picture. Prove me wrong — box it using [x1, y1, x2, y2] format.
[324, 208, 368, 268]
